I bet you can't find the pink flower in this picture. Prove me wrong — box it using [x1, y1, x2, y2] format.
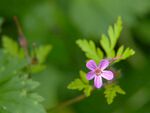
[86, 59, 114, 88]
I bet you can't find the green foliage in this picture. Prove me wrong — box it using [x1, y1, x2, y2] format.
[30, 45, 52, 73]
[2, 36, 52, 74]
[76, 39, 103, 63]
[116, 46, 135, 61]
[35, 45, 52, 64]
[30, 64, 46, 74]
[104, 83, 126, 104]
[0, 36, 52, 113]
[2, 36, 25, 59]
[83, 85, 93, 97]
[0, 75, 45, 113]
[108, 17, 122, 50]
[2, 36, 20, 57]
[68, 79, 85, 91]
[67, 70, 93, 97]
[100, 17, 135, 60]
[77, 17, 134, 61]
[79, 70, 89, 84]
[0, 51, 27, 84]
[0, 51, 46, 113]
[100, 17, 122, 57]
[77, 17, 135, 62]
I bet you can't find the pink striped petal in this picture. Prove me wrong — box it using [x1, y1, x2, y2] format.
[86, 71, 95, 80]
[94, 76, 103, 88]
[86, 60, 97, 71]
[101, 70, 114, 80]
[98, 59, 109, 70]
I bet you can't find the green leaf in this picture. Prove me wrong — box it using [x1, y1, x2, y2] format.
[109, 16, 122, 50]
[0, 75, 46, 113]
[116, 45, 124, 57]
[77, 17, 134, 61]
[0, 51, 27, 84]
[79, 70, 89, 84]
[35, 45, 52, 64]
[97, 48, 103, 60]
[67, 78, 85, 91]
[30, 64, 46, 74]
[100, 17, 122, 58]
[122, 48, 135, 59]
[76, 39, 103, 63]
[104, 83, 126, 104]
[116, 46, 135, 61]
[100, 34, 110, 55]
[2, 36, 19, 57]
[83, 85, 93, 97]
[30, 45, 52, 74]
[67, 70, 93, 97]
[0, 50, 46, 113]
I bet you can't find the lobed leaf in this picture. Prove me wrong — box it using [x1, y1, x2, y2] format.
[109, 16, 122, 50]
[79, 70, 89, 84]
[67, 70, 93, 97]
[116, 45, 124, 57]
[76, 39, 103, 63]
[0, 36, 48, 113]
[100, 34, 110, 56]
[67, 79, 85, 91]
[2, 36, 19, 57]
[0, 51, 27, 84]
[30, 64, 46, 74]
[0, 75, 46, 113]
[100, 17, 122, 58]
[35, 45, 52, 64]
[30, 45, 52, 74]
[116, 46, 135, 61]
[122, 48, 135, 59]
[83, 85, 93, 97]
[104, 83, 126, 104]
[2, 36, 25, 59]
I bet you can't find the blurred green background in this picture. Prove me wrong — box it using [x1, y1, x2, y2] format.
[0, 0, 150, 113]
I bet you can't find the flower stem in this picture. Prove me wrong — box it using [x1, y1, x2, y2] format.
[47, 86, 96, 112]
[13, 16, 30, 63]
[47, 94, 86, 112]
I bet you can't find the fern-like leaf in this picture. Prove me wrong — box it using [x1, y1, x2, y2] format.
[67, 70, 93, 97]
[76, 39, 103, 63]
[104, 83, 126, 104]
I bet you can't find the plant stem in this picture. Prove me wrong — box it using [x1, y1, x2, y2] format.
[13, 16, 24, 38]
[47, 94, 86, 112]
[47, 86, 96, 112]
[13, 16, 30, 62]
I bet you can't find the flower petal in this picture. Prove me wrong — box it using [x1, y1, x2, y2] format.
[98, 59, 109, 70]
[94, 76, 103, 88]
[101, 70, 114, 80]
[86, 60, 97, 70]
[86, 71, 95, 80]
